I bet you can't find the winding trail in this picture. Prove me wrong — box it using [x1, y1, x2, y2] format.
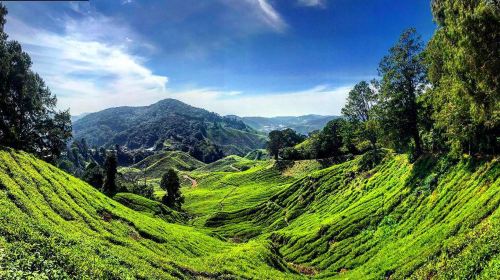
[183, 175, 198, 188]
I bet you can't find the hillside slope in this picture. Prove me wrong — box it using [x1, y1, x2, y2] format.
[73, 99, 266, 162]
[207, 151, 500, 279]
[0, 148, 298, 279]
[121, 150, 206, 179]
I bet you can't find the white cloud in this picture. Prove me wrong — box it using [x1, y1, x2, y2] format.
[254, 0, 287, 32]
[5, 15, 169, 115]
[297, 0, 326, 8]
[4, 7, 349, 118]
[171, 85, 351, 117]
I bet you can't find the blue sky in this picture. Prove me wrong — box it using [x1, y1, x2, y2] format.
[4, 0, 436, 116]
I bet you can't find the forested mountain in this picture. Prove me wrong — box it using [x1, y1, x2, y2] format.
[238, 115, 338, 135]
[72, 99, 266, 162]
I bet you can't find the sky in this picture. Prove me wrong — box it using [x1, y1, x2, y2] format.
[4, 0, 436, 117]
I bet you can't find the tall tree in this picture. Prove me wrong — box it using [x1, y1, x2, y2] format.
[378, 28, 427, 156]
[160, 169, 184, 210]
[427, 0, 499, 155]
[341, 80, 378, 148]
[102, 152, 118, 196]
[0, 4, 71, 161]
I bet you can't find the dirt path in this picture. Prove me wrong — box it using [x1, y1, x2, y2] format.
[218, 183, 238, 211]
[229, 164, 241, 172]
[183, 175, 198, 188]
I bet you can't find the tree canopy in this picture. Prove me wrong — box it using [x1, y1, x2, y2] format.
[0, 4, 71, 161]
[160, 169, 184, 210]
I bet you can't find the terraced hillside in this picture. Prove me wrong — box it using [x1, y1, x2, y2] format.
[207, 151, 500, 279]
[0, 149, 297, 279]
[182, 156, 326, 225]
[1, 147, 498, 279]
[120, 150, 206, 179]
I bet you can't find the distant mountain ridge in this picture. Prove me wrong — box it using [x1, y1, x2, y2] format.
[237, 114, 339, 135]
[72, 99, 266, 162]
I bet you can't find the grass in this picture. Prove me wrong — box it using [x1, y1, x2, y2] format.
[0, 148, 299, 279]
[120, 150, 205, 179]
[206, 152, 500, 279]
[0, 147, 498, 279]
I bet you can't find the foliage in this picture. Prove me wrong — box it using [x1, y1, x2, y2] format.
[82, 161, 104, 189]
[160, 169, 184, 210]
[341, 80, 379, 149]
[267, 129, 306, 160]
[72, 99, 266, 162]
[377, 28, 427, 156]
[0, 148, 297, 279]
[206, 152, 499, 279]
[0, 5, 71, 161]
[427, 0, 499, 155]
[103, 152, 118, 196]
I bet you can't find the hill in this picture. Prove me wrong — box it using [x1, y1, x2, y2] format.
[0, 148, 296, 279]
[72, 99, 266, 162]
[0, 148, 498, 279]
[206, 151, 500, 278]
[239, 115, 339, 135]
[121, 150, 206, 179]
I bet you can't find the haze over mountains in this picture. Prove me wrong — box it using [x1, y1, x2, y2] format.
[239, 115, 339, 135]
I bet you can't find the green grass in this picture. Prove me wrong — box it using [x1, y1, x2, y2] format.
[113, 192, 188, 223]
[121, 150, 205, 179]
[0, 148, 299, 279]
[0, 147, 498, 279]
[206, 152, 500, 279]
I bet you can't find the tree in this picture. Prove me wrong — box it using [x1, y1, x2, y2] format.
[82, 162, 104, 190]
[102, 152, 118, 196]
[160, 169, 184, 209]
[427, 0, 499, 155]
[313, 119, 344, 158]
[0, 4, 71, 161]
[377, 28, 427, 157]
[267, 130, 283, 160]
[341, 80, 378, 148]
[266, 129, 305, 160]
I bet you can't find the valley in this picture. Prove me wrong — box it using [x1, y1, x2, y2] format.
[0, 1, 498, 279]
[1, 147, 498, 279]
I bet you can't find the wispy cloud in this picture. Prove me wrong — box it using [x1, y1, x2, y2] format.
[254, 0, 287, 32]
[222, 0, 287, 33]
[297, 0, 326, 8]
[5, 15, 168, 115]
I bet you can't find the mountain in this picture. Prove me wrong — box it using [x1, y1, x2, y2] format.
[72, 99, 266, 162]
[70, 113, 89, 123]
[239, 114, 339, 135]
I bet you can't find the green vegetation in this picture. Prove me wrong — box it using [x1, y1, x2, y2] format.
[0, 1, 498, 279]
[2, 147, 497, 279]
[127, 150, 205, 179]
[72, 99, 266, 163]
[0, 148, 297, 279]
[0, 5, 71, 162]
[114, 192, 187, 223]
[207, 151, 499, 279]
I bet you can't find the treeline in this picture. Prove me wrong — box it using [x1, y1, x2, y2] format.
[268, 0, 499, 160]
